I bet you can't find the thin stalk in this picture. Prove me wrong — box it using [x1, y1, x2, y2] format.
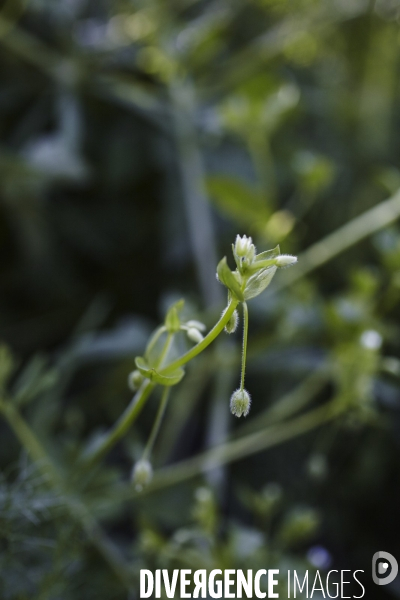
[142, 387, 170, 461]
[240, 302, 249, 390]
[160, 298, 239, 374]
[273, 186, 400, 293]
[83, 380, 155, 466]
[123, 400, 343, 496]
[84, 299, 238, 466]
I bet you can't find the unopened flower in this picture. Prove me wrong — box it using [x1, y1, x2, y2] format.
[128, 369, 144, 391]
[275, 254, 297, 268]
[132, 459, 153, 491]
[233, 234, 256, 268]
[230, 388, 251, 417]
[187, 327, 204, 344]
[224, 308, 239, 334]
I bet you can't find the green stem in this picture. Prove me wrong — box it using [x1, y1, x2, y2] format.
[83, 380, 155, 466]
[143, 387, 170, 460]
[84, 299, 238, 466]
[160, 298, 239, 375]
[122, 400, 343, 496]
[240, 302, 249, 390]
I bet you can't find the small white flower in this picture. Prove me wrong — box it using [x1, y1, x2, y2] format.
[234, 234, 256, 263]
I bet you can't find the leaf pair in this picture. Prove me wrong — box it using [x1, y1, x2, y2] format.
[135, 357, 184, 386]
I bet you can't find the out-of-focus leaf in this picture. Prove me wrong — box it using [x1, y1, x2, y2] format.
[207, 175, 270, 227]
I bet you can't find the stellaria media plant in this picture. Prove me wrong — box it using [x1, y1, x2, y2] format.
[84, 235, 297, 489]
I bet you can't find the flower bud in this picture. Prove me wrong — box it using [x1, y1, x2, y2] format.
[187, 327, 204, 344]
[275, 254, 297, 267]
[132, 459, 153, 491]
[185, 320, 206, 332]
[224, 309, 239, 334]
[234, 234, 256, 265]
[230, 388, 251, 417]
[128, 369, 144, 391]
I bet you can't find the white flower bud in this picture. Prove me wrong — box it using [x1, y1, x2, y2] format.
[234, 234, 256, 263]
[187, 327, 204, 344]
[275, 254, 297, 267]
[128, 369, 144, 391]
[230, 388, 251, 418]
[185, 320, 206, 332]
[224, 309, 239, 334]
[132, 459, 153, 491]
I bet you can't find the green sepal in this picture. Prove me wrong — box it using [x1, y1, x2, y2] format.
[165, 299, 185, 333]
[217, 257, 244, 301]
[254, 245, 280, 262]
[135, 357, 185, 386]
[244, 266, 277, 300]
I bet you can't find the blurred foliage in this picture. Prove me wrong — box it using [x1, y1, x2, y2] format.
[0, 0, 400, 598]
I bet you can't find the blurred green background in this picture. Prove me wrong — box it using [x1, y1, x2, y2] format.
[1, 0, 400, 598]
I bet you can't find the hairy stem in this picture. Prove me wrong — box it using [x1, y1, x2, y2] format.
[240, 302, 249, 390]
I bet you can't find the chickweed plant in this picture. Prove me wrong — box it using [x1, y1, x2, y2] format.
[118, 235, 296, 490]
[69, 235, 297, 489]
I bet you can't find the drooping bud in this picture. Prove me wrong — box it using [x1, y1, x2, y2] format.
[187, 327, 204, 344]
[230, 388, 251, 417]
[128, 369, 144, 392]
[132, 459, 153, 491]
[224, 309, 239, 334]
[275, 254, 297, 268]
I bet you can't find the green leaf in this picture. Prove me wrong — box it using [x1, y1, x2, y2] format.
[165, 299, 184, 333]
[217, 257, 244, 301]
[207, 176, 270, 227]
[135, 357, 185, 386]
[244, 266, 277, 300]
[255, 245, 280, 261]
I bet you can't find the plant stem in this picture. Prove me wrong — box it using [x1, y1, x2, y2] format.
[0, 399, 132, 589]
[123, 400, 343, 496]
[240, 302, 249, 390]
[274, 186, 400, 292]
[83, 380, 155, 466]
[143, 387, 170, 461]
[160, 298, 239, 374]
[84, 299, 238, 466]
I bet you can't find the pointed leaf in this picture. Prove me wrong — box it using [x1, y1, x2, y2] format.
[255, 245, 280, 261]
[244, 266, 277, 300]
[217, 257, 244, 301]
[165, 299, 184, 333]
